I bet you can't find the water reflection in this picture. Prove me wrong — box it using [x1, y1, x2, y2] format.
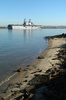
[23, 29, 33, 41]
[23, 29, 33, 34]
[8, 29, 13, 32]
[8, 29, 13, 39]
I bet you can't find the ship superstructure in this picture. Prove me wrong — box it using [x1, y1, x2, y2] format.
[23, 19, 33, 26]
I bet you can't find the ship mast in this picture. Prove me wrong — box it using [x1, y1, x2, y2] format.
[23, 19, 26, 26]
[29, 19, 31, 23]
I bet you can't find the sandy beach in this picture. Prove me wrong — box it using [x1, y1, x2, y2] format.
[0, 34, 66, 100]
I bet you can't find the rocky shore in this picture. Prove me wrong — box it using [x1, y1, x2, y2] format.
[0, 34, 66, 100]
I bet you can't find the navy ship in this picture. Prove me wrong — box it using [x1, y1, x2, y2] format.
[8, 19, 41, 29]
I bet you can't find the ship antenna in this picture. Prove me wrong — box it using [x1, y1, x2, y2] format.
[29, 19, 31, 22]
[24, 19, 26, 22]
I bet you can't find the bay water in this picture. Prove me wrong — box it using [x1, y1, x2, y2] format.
[0, 29, 66, 85]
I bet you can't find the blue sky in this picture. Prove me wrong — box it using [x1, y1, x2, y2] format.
[0, 0, 66, 26]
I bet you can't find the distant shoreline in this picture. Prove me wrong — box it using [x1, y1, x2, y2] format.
[0, 27, 7, 29]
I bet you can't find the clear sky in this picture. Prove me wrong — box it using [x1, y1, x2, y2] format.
[0, 0, 66, 26]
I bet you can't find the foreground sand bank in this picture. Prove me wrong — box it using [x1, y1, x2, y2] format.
[0, 34, 66, 100]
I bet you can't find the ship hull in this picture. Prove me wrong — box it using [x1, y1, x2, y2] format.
[8, 25, 41, 29]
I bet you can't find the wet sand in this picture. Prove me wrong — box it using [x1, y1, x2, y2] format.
[0, 34, 66, 100]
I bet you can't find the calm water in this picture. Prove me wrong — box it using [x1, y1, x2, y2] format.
[0, 29, 66, 84]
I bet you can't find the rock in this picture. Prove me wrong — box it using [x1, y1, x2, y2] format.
[54, 67, 58, 71]
[25, 76, 28, 78]
[29, 93, 34, 99]
[16, 82, 22, 86]
[43, 90, 54, 97]
[25, 85, 36, 93]
[17, 96, 24, 100]
[38, 55, 45, 59]
[24, 80, 28, 82]
[23, 68, 27, 71]
[46, 68, 53, 73]
[20, 96, 24, 100]
[11, 88, 20, 97]
[12, 91, 19, 97]
[43, 73, 51, 81]
[52, 70, 55, 74]
[11, 88, 20, 92]
[17, 68, 23, 72]
[31, 71, 38, 74]
[12, 93, 24, 100]
[23, 93, 29, 99]
[38, 70, 42, 72]
[27, 65, 31, 67]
